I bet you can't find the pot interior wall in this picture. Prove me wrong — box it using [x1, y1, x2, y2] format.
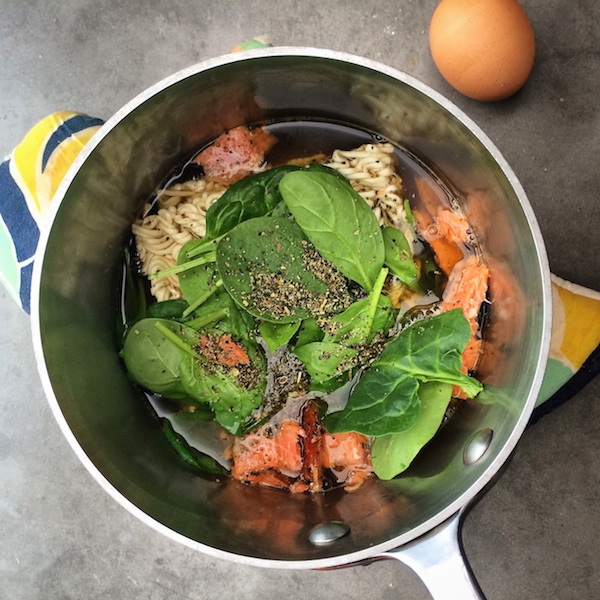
[36, 52, 548, 564]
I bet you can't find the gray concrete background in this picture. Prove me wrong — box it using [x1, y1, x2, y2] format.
[0, 1, 599, 598]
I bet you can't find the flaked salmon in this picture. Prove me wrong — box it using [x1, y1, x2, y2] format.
[440, 255, 490, 397]
[193, 125, 277, 185]
[230, 401, 372, 493]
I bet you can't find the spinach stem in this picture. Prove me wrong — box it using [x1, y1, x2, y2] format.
[186, 308, 229, 330]
[153, 322, 201, 360]
[186, 235, 224, 259]
[182, 279, 224, 317]
[363, 267, 389, 340]
[367, 267, 390, 322]
[148, 251, 216, 280]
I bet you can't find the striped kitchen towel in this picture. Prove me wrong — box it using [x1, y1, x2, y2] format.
[0, 111, 103, 313]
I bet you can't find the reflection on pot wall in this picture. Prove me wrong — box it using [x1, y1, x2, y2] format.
[211, 476, 416, 560]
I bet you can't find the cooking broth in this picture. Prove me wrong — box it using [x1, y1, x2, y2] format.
[118, 119, 484, 489]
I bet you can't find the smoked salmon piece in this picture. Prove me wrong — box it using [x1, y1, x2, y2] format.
[413, 177, 472, 276]
[461, 337, 484, 373]
[440, 255, 490, 398]
[440, 255, 489, 335]
[230, 401, 373, 493]
[197, 333, 250, 366]
[323, 432, 373, 492]
[230, 420, 304, 484]
[299, 401, 325, 492]
[193, 125, 277, 185]
[411, 183, 488, 396]
[412, 206, 472, 276]
[323, 432, 371, 470]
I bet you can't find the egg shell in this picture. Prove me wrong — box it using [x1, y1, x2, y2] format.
[429, 0, 536, 101]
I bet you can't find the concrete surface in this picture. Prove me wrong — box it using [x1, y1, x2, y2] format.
[1, 1, 599, 598]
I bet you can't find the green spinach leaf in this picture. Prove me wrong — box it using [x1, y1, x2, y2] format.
[324, 309, 482, 436]
[294, 317, 325, 348]
[279, 170, 384, 291]
[216, 216, 335, 323]
[121, 318, 199, 402]
[147, 299, 189, 320]
[185, 307, 229, 331]
[179, 353, 265, 435]
[328, 295, 395, 347]
[205, 164, 348, 240]
[294, 341, 357, 386]
[187, 290, 255, 344]
[259, 320, 301, 353]
[371, 382, 453, 480]
[382, 226, 418, 286]
[161, 419, 228, 475]
[177, 239, 218, 306]
[205, 165, 302, 239]
[326, 267, 391, 346]
[175, 239, 257, 341]
[325, 363, 421, 436]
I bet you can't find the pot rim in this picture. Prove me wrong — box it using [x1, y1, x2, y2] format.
[30, 46, 553, 569]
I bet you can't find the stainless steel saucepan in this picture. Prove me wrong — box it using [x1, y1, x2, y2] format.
[31, 48, 551, 599]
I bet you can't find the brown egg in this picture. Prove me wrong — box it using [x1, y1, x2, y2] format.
[429, 0, 536, 101]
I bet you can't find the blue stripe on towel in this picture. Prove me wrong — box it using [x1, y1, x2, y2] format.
[0, 160, 39, 261]
[19, 261, 33, 314]
[41, 115, 104, 172]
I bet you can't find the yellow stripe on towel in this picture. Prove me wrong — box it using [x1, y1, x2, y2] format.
[42, 128, 99, 206]
[11, 111, 80, 221]
[552, 275, 600, 371]
[10, 111, 102, 224]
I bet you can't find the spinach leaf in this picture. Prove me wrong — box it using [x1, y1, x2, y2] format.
[147, 299, 189, 320]
[121, 318, 200, 402]
[294, 317, 325, 348]
[177, 239, 218, 307]
[179, 353, 265, 435]
[180, 237, 220, 261]
[186, 308, 229, 331]
[294, 341, 357, 386]
[259, 320, 301, 353]
[185, 288, 255, 344]
[161, 418, 228, 475]
[175, 240, 257, 340]
[205, 165, 302, 239]
[382, 226, 418, 286]
[325, 362, 421, 436]
[279, 170, 384, 291]
[216, 216, 335, 323]
[371, 382, 453, 480]
[326, 267, 391, 346]
[269, 200, 292, 219]
[324, 309, 482, 436]
[205, 163, 348, 239]
[328, 295, 395, 347]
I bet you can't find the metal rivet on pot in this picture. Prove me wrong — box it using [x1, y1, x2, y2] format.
[308, 522, 350, 546]
[463, 428, 494, 466]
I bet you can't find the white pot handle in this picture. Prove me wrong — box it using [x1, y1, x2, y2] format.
[377, 512, 484, 600]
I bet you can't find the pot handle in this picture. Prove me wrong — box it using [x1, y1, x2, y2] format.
[377, 512, 484, 599]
